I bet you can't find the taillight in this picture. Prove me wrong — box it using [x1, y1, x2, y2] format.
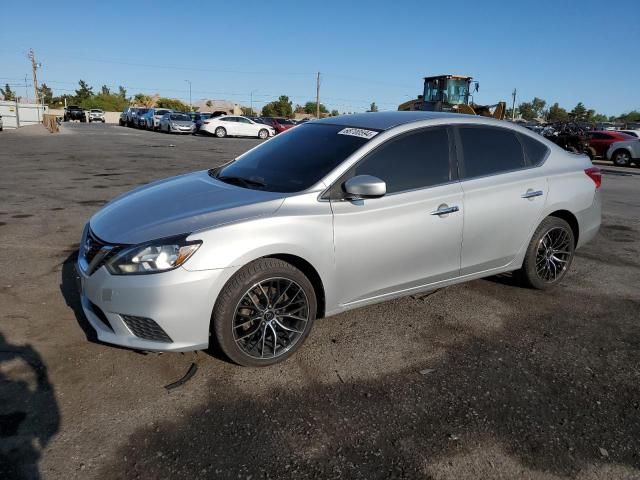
[584, 167, 602, 189]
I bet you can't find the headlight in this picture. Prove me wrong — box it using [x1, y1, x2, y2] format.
[105, 236, 201, 275]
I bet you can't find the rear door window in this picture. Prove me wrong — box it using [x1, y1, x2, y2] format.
[457, 126, 526, 179]
[518, 133, 549, 166]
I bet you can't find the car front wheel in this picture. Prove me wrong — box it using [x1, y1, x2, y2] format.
[212, 258, 317, 367]
[258, 128, 269, 139]
[515, 216, 575, 290]
[612, 149, 631, 167]
[215, 127, 226, 138]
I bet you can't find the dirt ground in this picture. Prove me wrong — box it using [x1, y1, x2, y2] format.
[1, 123, 639, 479]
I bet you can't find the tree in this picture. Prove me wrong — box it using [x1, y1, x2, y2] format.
[118, 86, 127, 99]
[570, 102, 587, 121]
[546, 102, 569, 122]
[517, 101, 536, 120]
[303, 101, 328, 115]
[0, 83, 16, 101]
[619, 110, 640, 123]
[75, 80, 94, 102]
[131, 93, 154, 107]
[331, 109, 339, 116]
[155, 97, 190, 111]
[531, 97, 546, 118]
[262, 95, 293, 117]
[368, 102, 379, 112]
[592, 113, 608, 123]
[100, 85, 111, 96]
[505, 106, 517, 119]
[37, 83, 53, 104]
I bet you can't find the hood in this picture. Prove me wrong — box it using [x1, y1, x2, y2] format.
[90, 170, 286, 244]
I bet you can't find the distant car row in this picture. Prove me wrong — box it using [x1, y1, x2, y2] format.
[63, 106, 105, 123]
[116, 107, 312, 139]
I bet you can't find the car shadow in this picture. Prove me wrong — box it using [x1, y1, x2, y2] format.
[59, 250, 97, 344]
[96, 290, 640, 479]
[0, 333, 60, 479]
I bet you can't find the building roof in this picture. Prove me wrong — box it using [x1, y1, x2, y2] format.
[314, 111, 471, 131]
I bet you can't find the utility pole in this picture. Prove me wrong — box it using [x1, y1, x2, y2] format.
[511, 88, 517, 121]
[28, 49, 41, 103]
[316, 72, 321, 119]
[24, 74, 29, 100]
[250, 89, 258, 116]
[185, 80, 192, 111]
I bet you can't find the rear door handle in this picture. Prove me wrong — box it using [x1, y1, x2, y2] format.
[521, 190, 543, 199]
[430, 205, 459, 216]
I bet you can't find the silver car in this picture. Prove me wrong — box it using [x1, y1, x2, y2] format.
[159, 112, 195, 134]
[606, 138, 640, 166]
[77, 112, 601, 366]
[143, 108, 173, 131]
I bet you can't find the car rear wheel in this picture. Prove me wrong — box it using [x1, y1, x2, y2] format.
[215, 127, 226, 138]
[515, 216, 575, 290]
[258, 128, 269, 139]
[212, 258, 317, 367]
[612, 149, 631, 167]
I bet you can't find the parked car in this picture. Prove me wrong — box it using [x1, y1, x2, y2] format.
[64, 106, 86, 122]
[587, 130, 635, 158]
[619, 129, 640, 138]
[158, 112, 195, 134]
[77, 111, 601, 366]
[200, 115, 274, 139]
[120, 107, 140, 127]
[606, 138, 640, 167]
[142, 108, 173, 130]
[189, 112, 213, 134]
[134, 108, 151, 128]
[88, 109, 105, 123]
[259, 117, 296, 134]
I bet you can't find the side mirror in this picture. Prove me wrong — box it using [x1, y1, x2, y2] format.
[343, 175, 386, 199]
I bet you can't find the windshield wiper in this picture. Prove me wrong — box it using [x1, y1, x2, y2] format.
[216, 175, 266, 189]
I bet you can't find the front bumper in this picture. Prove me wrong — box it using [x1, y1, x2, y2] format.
[76, 262, 236, 351]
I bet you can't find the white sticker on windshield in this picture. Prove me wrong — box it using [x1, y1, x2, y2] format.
[337, 127, 379, 139]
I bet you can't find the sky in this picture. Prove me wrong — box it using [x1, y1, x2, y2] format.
[0, 0, 638, 116]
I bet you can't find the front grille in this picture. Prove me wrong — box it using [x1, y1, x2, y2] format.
[88, 301, 114, 332]
[121, 315, 173, 343]
[82, 229, 121, 274]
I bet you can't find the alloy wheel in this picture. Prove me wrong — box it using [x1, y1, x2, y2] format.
[232, 277, 310, 360]
[614, 151, 630, 166]
[535, 226, 572, 282]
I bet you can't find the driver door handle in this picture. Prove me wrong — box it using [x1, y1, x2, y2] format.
[430, 205, 459, 216]
[521, 190, 544, 199]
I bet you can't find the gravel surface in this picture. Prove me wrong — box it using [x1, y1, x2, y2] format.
[1, 123, 639, 479]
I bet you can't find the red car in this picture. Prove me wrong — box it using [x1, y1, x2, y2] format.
[587, 131, 635, 158]
[259, 117, 296, 134]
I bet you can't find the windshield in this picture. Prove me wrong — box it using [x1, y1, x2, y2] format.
[137, 108, 150, 114]
[90, 109, 102, 113]
[276, 118, 295, 125]
[155, 109, 170, 116]
[212, 123, 374, 193]
[170, 114, 191, 121]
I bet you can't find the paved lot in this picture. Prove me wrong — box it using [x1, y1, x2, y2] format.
[1, 123, 639, 479]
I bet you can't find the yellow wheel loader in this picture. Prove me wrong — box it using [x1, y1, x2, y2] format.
[398, 74, 506, 120]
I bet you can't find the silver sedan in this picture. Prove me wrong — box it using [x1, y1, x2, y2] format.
[77, 112, 601, 366]
[158, 112, 195, 134]
[606, 138, 640, 167]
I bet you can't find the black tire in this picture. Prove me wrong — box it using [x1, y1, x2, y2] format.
[515, 216, 575, 290]
[258, 128, 269, 139]
[215, 126, 226, 138]
[212, 258, 317, 367]
[612, 149, 632, 167]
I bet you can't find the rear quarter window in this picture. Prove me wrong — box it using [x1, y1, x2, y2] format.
[518, 133, 550, 166]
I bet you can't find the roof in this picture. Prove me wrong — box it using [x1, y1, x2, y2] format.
[424, 74, 472, 80]
[314, 111, 472, 131]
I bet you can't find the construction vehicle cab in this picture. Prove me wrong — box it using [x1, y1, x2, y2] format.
[422, 74, 474, 111]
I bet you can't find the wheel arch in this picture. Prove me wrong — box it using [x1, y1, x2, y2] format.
[548, 209, 579, 247]
[263, 254, 326, 319]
